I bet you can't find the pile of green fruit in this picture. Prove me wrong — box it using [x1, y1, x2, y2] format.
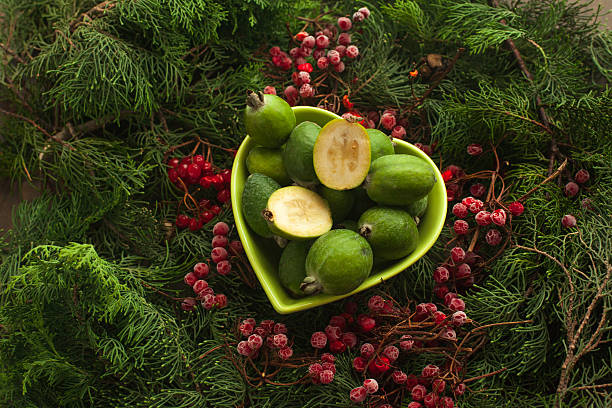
[241, 91, 437, 297]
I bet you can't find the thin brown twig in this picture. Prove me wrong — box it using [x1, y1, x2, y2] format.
[569, 383, 612, 392]
[518, 158, 568, 201]
[463, 367, 508, 383]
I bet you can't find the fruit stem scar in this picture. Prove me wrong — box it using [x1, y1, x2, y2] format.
[359, 225, 372, 239]
[262, 209, 274, 221]
[246, 90, 265, 109]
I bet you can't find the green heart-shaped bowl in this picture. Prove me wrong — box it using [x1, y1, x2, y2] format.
[231, 106, 447, 314]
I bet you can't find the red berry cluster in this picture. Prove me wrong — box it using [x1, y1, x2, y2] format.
[308, 353, 338, 385]
[266, 7, 370, 105]
[562, 168, 591, 228]
[167, 154, 232, 231]
[182, 260, 227, 311]
[237, 318, 293, 360]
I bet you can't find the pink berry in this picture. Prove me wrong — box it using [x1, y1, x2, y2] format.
[315, 35, 329, 49]
[317, 57, 329, 69]
[327, 50, 341, 65]
[475, 210, 492, 226]
[181, 298, 196, 311]
[400, 335, 414, 351]
[467, 143, 483, 155]
[352, 11, 365, 22]
[215, 294, 227, 308]
[452, 203, 468, 218]
[359, 7, 371, 18]
[450, 247, 465, 263]
[434, 311, 447, 325]
[302, 35, 315, 48]
[322, 362, 336, 375]
[193, 279, 208, 294]
[412, 384, 427, 401]
[367, 295, 386, 313]
[341, 332, 358, 348]
[345, 45, 359, 59]
[313, 48, 325, 60]
[335, 44, 346, 57]
[432, 378, 446, 394]
[338, 16, 352, 31]
[212, 235, 228, 248]
[328, 315, 346, 331]
[575, 169, 590, 184]
[456, 263, 471, 279]
[167, 168, 178, 183]
[188, 218, 203, 231]
[193, 262, 210, 279]
[358, 315, 376, 332]
[392, 125, 406, 139]
[444, 292, 458, 306]
[440, 396, 454, 408]
[319, 353, 334, 364]
[260, 320, 274, 333]
[383, 345, 399, 362]
[440, 326, 456, 340]
[213, 222, 229, 236]
[470, 183, 486, 197]
[272, 333, 288, 348]
[284, 85, 298, 99]
[278, 346, 293, 360]
[353, 356, 367, 372]
[319, 369, 334, 384]
[329, 340, 346, 354]
[508, 201, 524, 216]
[424, 392, 439, 408]
[449, 297, 465, 312]
[338, 32, 351, 46]
[565, 181, 579, 197]
[350, 386, 367, 403]
[452, 311, 468, 326]
[184, 272, 197, 286]
[289, 47, 300, 58]
[491, 209, 507, 226]
[360, 342, 375, 358]
[408, 403, 423, 408]
[211, 247, 228, 263]
[239, 322, 254, 337]
[298, 70, 311, 84]
[453, 219, 469, 235]
[406, 374, 419, 388]
[325, 325, 342, 341]
[229, 240, 243, 254]
[469, 199, 484, 213]
[201, 294, 216, 310]
[391, 370, 407, 384]
[248, 334, 263, 350]
[272, 323, 287, 334]
[454, 383, 466, 396]
[434, 284, 449, 299]
[215, 260, 231, 275]
[363, 378, 379, 394]
[237, 340, 252, 356]
[380, 112, 396, 130]
[486, 229, 502, 246]
[333, 61, 345, 73]
[310, 331, 327, 349]
[562, 214, 577, 228]
[300, 83, 314, 98]
[263, 86, 276, 95]
[422, 364, 440, 378]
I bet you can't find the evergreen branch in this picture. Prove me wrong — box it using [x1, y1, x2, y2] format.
[70, 1, 117, 33]
[0, 42, 25, 64]
[569, 383, 612, 391]
[0, 107, 74, 151]
[463, 367, 508, 383]
[517, 158, 568, 201]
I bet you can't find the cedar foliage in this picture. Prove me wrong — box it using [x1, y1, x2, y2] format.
[0, 1, 611, 407]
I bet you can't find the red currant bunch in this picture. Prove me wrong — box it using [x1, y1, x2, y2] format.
[236, 318, 293, 361]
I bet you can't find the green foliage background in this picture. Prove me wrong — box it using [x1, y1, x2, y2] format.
[0, 0, 610, 407]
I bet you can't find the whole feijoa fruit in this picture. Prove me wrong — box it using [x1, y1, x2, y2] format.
[319, 185, 355, 223]
[358, 207, 419, 261]
[278, 240, 312, 297]
[282, 121, 321, 186]
[366, 129, 395, 164]
[348, 186, 376, 220]
[406, 195, 428, 218]
[302, 229, 373, 295]
[365, 154, 436, 205]
[244, 90, 295, 147]
[241, 173, 281, 238]
[246, 147, 291, 185]
[263, 186, 332, 240]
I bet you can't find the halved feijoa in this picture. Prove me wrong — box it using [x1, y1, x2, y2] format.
[246, 147, 291, 185]
[313, 119, 371, 190]
[358, 207, 419, 261]
[318, 185, 355, 223]
[244, 91, 296, 148]
[278, 240, 312, 297]
[242, 173, 281, 238]
[263, 186, 332, 240]
[366, 128, 395, 163]
[302, 229, 373, 295]
[282, 121, 321, 186]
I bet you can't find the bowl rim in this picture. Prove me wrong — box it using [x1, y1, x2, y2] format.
[231, 106, 447, 314]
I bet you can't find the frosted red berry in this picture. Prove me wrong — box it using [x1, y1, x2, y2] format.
[237, 340, 252, 356]
[300, 83, 314, 98]
[565, 181, 579, 197]
[360, 343, 375, 358]
[273, 333, 288, 348]
[335, 44, 346, 57]
[367, 295, 386, 313]
[341, 332, 358, 348]
[319, 369, 334, 383]
[575, 169, 590, 184]
[450, 247, 465, 263]
[380, 112, 396, 130]
[392, 370, 407, 384]
[456, 263, 471, 278]
[211, 247, 228, 263]
[201, 294, 216, 310]
[562, 214, 577, 228]
[350, 386, 367, 403]
[345, 45, 359, 59]
[325, 325, 342, 341]
[311, 331, 327, 349]
[302, 35, 315, 48]
[333, 61, 345, 73]
[248, 334, 263, 350]
[184, 272, 198, 286]
[391, 125, 406, 139]
[400, 335, 414, 351]
[263, 86, 276, 95]
[407, 403, 423, 408]
[467, 143, 483, 155]
[273, 323, 287, 335]
[470, 183, 486, 197]
[353, 356, 367, 372]
[469, 199, 484, 213]
[193, 279, 208, 294]
[440, 396, 454, 408]
[434, 311, 447, 325]
[448, 297, 465, 312]
[434, 284, 449, 299]
[454, 383, 466, 396]
[444, 292, 458, 306]
[193, 262, 209, 279]
[229, 240, 243, 254]
[475, 210, 491, 226]
[212, 235, 228, 248]
[383, 345, 399, 362]
[491, 209, 507, 226]
[452, 311, 468, 326]
[432, 378, 446, 394]
[338, 17, 352, 31]
[422, 364, 440, 378]
[315, 35, 329, 49]
[508, 201, 524, 216]
[363, 378, 379, 394]
[181, 298, 196, 311]
[284, 85, 298, 100]
[452, 203, 468, 218]
[359, 7, 371, 18]
[358, 315, 376, 332]
[320, 353, 335, 364]
[212, 222, 229, 236]
[329, 340, 346, 354]
[239, 322, 254, 337]
[412, 384, 427, 401]
[424, 392, 439, 408]
[215, 294, 228, 308]
[353, 11, 365, 22]
[317, 57, 329, 69]
[453, 219, 469, 235]
[440, 326, 456, 340]
[298, 71, 311, 84]
[486, 229, 502, 246]
[338, 32, 351, 46]
[278, 347, 293, 360]
[216, 260, 232, 275]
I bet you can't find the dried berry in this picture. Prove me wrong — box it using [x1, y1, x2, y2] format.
[565, 181, 579, 197]
[485, 229, 502, 246]
[452, 203, 468, 218]
[562, 214, 577, 228]
[467, 143, 483, 155]
[470, 183, 486, 197]
[434, 266, 450, 283]
[575, 169, 590, 184]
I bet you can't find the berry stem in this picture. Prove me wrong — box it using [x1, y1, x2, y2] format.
[463, 367, 508, 383]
